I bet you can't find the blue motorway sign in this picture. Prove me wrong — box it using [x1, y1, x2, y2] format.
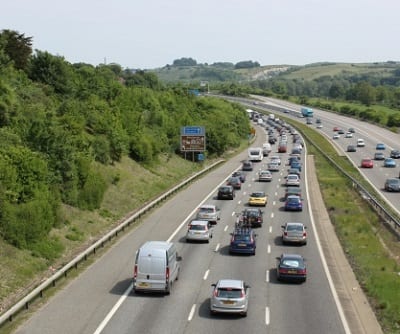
[181, 126, 205, 136]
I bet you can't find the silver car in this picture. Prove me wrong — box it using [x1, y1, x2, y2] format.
[286, 174, 300, 187]
[196, 204, 220, 224]
[281, 222, 307, 245]
[258, 170, 272, 182]
[210, 279, 250, 317]
[186, 220, 213, 242]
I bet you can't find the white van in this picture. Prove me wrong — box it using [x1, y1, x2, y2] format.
[133, 241, 181, 294]
[262, 143, 271, 156]
[248, 147, 263, 162]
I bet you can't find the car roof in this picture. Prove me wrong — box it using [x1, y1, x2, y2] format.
[189, 220, 209, 226]
[386, 178, 400, 182]
[217, 279, 244, 289]
[251, 191, 265, 196]
[199, 204, 217, 209]
[287, 195, 301, 199]
[281, 253, 304, 260]
[285, 222, 304, 226]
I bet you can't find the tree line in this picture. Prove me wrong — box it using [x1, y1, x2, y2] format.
[0, 30, 250, 256]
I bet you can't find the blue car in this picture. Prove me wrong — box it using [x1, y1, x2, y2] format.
[284, 195, 303, 211]
[384, 158, 396, 168]
[229, 228, 257, 255]
[376, 143, 386, 150]
[290, 161, 302, 172]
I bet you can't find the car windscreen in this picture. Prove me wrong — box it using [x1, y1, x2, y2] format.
[189, 225, 206, 231]
[287, 225, 303, 231]
[217, 288, 242, 298]
[233, 234, 251, 241]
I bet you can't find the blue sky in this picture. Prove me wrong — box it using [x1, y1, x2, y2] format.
[2, 0, 399, 69]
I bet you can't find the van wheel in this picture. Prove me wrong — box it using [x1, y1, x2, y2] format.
[166, 282, 172, 295]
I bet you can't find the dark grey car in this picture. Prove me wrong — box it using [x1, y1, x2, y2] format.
[384, 178, 400, 192]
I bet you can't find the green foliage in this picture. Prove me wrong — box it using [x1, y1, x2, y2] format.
[30, 237, 64, 260]
[28, 50, 74, 95]
[0, 29, 33, 71]
[234, 60, 260, 69]
[77, 169, 107, 210]
[172, 57, 197, 66]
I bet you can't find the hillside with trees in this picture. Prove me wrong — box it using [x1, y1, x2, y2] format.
[0, 30, 250, 260]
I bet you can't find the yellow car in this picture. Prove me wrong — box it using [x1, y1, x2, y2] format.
[248, 191, 268, 206]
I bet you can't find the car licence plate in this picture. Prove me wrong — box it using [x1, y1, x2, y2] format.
[288, 270, 297, 274]
[138, 282, 149, 287]
[222, 300, 235, 305]
[238, 243, 246, 247]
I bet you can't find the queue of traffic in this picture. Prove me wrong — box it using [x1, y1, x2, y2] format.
[132, 117, 309, 318]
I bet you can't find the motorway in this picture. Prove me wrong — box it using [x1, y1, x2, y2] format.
[14, 124, 347, 334]
[254, 96, 400, 216]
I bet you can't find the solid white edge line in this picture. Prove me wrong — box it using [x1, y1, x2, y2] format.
[93, 164, 243, 334]
[304, 143, 351, 334]
[93, 283, 133, 334]
[188, 304, 196, 321]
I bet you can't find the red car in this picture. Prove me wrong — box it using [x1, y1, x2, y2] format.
[361, 158, 374, 168]
[333, 126, 340, 131]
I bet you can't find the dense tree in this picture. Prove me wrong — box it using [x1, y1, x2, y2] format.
[234, 60, 260, 69]
[173, 57, 197, 66]
[0, 29, 33, 71]
[28, 50, 74, 95]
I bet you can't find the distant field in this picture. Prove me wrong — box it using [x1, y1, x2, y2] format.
[153, 61, 399, 83]
[278, 62, 396, 80]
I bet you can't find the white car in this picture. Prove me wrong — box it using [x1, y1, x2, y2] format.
[186, 220, 213, 242]
[286, 174, 300, 187]
[345, 132, 353, 138]
[333, 134, 340, 140]
[357, 139, 365, 147]
[270, 156, 281, 165]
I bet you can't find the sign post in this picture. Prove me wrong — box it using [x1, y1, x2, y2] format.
[180, 126, 206, 161]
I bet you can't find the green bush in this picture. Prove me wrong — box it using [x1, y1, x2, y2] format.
[77, 170, 107, 210]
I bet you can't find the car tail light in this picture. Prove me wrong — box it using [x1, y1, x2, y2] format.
[240, 289, 245, 298]
[303, 232, 307, 237]
[213, 288, 219, 297]
[279, 268, 288, 274]
[166, 267, 170, 281]
[283, 232, 288, 236]
[133, 265, 138, 279]
[298, 268, 307, 275]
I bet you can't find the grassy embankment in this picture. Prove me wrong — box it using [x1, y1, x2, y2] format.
[0, 138, 252, 331]
[293, 120, 400, 333]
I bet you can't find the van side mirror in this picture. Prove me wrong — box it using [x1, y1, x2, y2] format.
[211, 283, 216, 287]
